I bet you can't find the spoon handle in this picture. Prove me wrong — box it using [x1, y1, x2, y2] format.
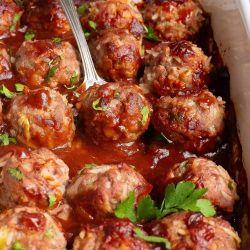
[60, 0, 106, 87]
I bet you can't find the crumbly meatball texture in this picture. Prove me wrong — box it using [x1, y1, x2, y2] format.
[152, 90, 225, 152]
[142, 41, 211, 96]
[73, 220, 154, 250]
[166, 158, 238, 212]
[80, 0, 144, 39]
[0, 148, 69, 209]
[15, 40, 81, 88]
[89, 29, 142, 82]
[0, 206, 67, 250]
[146, 212, 241, 250]
[142, 0, 205, 41]
[0, 42, 12, 80]
[79, 82, 152, 143]
[0, 0, 23, 38]
[66, 163, 152, 219]
[6, 87, 75, 149]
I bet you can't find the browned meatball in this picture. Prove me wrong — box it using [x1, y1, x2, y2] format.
[0, 0, 23, 38]
[73, 219, 154, 250]
[66, 163, 152, 219]
[0, 42, 12, 80]
[152, 90, 225, 152]
[165, 158, 238, 212]
[5, 87, 75, 149]
[141, 0, 205, 41]
[79, 82, 152, 143]
[15, 40, 81, 88]
[141, 41, 211, 96]
[24, 0, 71, 37]
[0, 206, 67, 250]
[80, 0, 144, 39]
[146, 212, 241, 250]
[0, 148, 69, 209]
[89, 29, 142, 82]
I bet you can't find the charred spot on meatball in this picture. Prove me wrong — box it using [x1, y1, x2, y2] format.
[0, 147, 69, 209]
[15, 40, 81, 88]
[145, 212, 241, 250]
[89, 29, 142, 82]
[5, 87, 75, 149]
[0, 206, 67, 250]
[66, 163, 152, 219]
[0, 42, 12, 80]
[142, 0, 205, 41]
[152, 90, 225, 152]
[79, 82, 152, 143]
[165, 157, 238, 212]
[141, 41, 211, 96]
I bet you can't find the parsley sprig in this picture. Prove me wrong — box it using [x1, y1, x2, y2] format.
[144, 26, 160, 42]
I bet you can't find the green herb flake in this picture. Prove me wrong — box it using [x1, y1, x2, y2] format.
[228, 180, 234, 191]
[144, 26, 160, 42]
[88, 20, 98, 31]
[45, 227, 54, 239]
[70, 71, 78, 86]
[114, 191, 137, 223]
[45, 66, 57, 82]
[8, 167, 23, 181]
[0, 85, 15, 98]
[15, 83, 25, 92]
[133, 228, 171, 249]
[0, 133, 17, 146]
[77, 4, 88, 15]
[15, 0, 24, 5]
[48, 194, 57, 208]
[141, 106, 150, 125]
[13, 241, 27, 250]
[159, 132, 173, 144]
[84, 30, 91, 38]
[52, 37, 62, 43]
[141, 45, 145, 56]
[92, 98, 105, 111]
[10, 13, 22, 32]
[77, 163, 97, 175]
[24, 31, 35, 41]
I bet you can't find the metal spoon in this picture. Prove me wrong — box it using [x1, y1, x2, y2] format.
[60, 0, 106, 88]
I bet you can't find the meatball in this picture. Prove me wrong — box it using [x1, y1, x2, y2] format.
[89, 29, 142, 82]
[0, 148, 69, 209]
[79, 82, 152, 143]
[80, 0, 144, 39]
[142, 0, 204, 41]
[66, 163, 152, 219]
[73, 219, 154, 250]
[0, 206, 66, 250]
[152, 90, 225, 152]
[0, 0, 23, 38]
[15, 40, 81, 88]
[141, 41, 211, 96]
[165, 158, 238, 212]
[5, 87, 75, 149]
[0, 42, 12, 80]
[146, 212, 241, 250]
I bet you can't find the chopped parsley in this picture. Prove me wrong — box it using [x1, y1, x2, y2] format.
[13, 241, 26, 250]
[88, 20, 98, 31]
[0, 133, 17, 146]
[141, 45, 145, 56]
[83, 30, 91, 38]
[45, 227, 54, 239]
[77, 163, 97, 175]
[24, 31, 35, 41]
[10, 13, 22, 32]
[157, 132, 173, 144]
[70, 71, 78, 86]
[92, 98, 105, 111]
[52, 37, 62, 43]
[0, 85, 15, 98]
[15, 83, 25, 92]
[8, 167, 23, 181]
[141, 106, 150, 125]
[48, 194, 57, 208]
[45, 66, 57, 82]
[144, 26, 160, 42]
[77, 4, 88, 15]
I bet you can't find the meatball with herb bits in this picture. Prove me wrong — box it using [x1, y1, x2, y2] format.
[66, 163, 152, 219]
[79, 82, 152, 143]
[0, 148, 69, 209]
[0, 42, 12, 80]
[142, 41, 211, 96]
[89, 29, 142, 81]
[0, 206, 67, 250]
[166, 158, 238, 212]
[142, 0, 205, 41]
[6, 87, 75, 149]
[146, 212, 241, 250]
[15, 40, 81, 88]
[152, 90, 225, 152]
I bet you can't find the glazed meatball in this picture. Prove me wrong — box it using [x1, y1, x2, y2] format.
[15, 40, 81, 88]
[0, 148, 69, 209]
[5, 87, 75, 149]
[0, 42, 12, 80]
[66, 163, 152, 219]
[79, 82, 152, 143]
[142, 41, 211, 96]
[165, 158, 238, 212]
[152, 90, 225, 152]
[89, 29, 142, 81]
[146, 212, 241, 250]
[0, 206, 66, 250]
[80, 0, 144, 39]
[73, 219, 154, 250]
[0, 0, 23, 38]
[142, 0, 204, 41]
